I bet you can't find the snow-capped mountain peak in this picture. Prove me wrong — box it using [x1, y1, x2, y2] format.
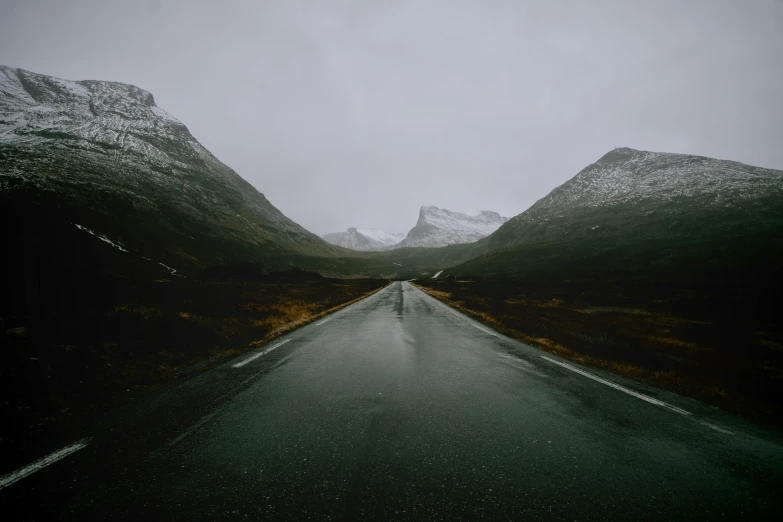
[395, 205, 509, 248]
[486, 147, 783, 253]
[0, 65, 192, 164]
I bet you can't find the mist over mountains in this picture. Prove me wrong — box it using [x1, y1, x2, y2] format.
[322, 228, 404, 251]
[1, 66, 781, 287]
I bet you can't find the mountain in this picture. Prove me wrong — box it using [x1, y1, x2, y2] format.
[0, 65, 344, 278]
[454, 147, 783, 281]
[322, 228, 404, 251]
[393, 205, 508, 248]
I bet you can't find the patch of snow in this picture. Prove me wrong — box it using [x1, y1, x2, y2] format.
[142, 256, 181, 277]
[432, 270, 444, 279]
[157, 262, 178, 276]
[73, 224, 128, 252]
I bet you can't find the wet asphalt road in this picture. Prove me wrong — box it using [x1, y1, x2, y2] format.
[1, 281, 782, 520]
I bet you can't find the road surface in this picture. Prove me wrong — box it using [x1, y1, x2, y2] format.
[1, 282, 782, 520]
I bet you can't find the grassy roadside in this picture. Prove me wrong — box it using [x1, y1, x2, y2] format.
[412, 279, 783, 425]
[245, 279, 391, 348]
[2, 272, 389, 444]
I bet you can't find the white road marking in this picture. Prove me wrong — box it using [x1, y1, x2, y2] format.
[233, 339, 291, 368]
[407, 282, 464, 319]
[316, 318, 330, 326]
[540, 356, 691, 416]
[472, 324, 501, 338]
[698, 421, 734, 435]
[0, 439, 91, 491]
[497, 354, 549, 378]
[168, 411, 219, 447]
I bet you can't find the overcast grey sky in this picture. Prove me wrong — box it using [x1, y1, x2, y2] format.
[1, 0, 782, 235]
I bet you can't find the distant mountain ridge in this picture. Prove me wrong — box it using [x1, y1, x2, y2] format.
[0, 65, 343, 275]
[393, 205, 508, 248]
[322, 228, 404, 251]
[322, 206, 508, 252]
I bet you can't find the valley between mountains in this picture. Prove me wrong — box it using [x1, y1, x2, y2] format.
[2, 67, 783, 517]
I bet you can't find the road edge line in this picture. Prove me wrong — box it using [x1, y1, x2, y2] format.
[0, 438, 91, 491]
[540, 356, 692, 416]
[233, 339, 291, 368]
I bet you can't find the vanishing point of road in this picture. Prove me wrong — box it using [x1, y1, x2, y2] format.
[1, 282, 781, 520]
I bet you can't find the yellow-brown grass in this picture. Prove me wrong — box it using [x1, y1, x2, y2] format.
[649, 336, 705, 351]
[411, 283, 713, 389]
[247, 282, 392, 347]
[108, 279, 391, 393]
[114, 305, 162, 319]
